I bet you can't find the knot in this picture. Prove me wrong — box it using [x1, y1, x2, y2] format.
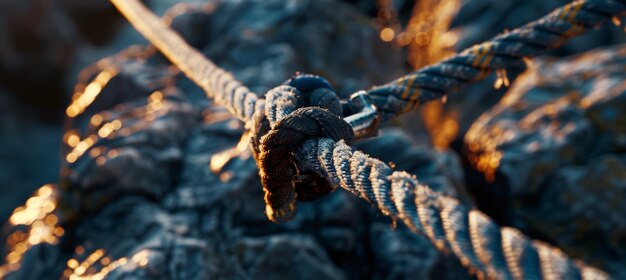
[250, 74, 354, 223]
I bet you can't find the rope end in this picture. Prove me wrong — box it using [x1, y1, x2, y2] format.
[265, 200, 296, 223]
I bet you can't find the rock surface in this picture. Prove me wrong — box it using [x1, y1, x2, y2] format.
[464, 44, 626, 278]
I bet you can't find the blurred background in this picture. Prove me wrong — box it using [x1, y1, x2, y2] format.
[0, 0, 190, 223]
[0, 0, 624, 279]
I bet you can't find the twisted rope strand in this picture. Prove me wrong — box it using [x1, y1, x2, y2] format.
[367, 0, 626, 120]
[298, 138, 608, 280]
[110, 0, 262, 125]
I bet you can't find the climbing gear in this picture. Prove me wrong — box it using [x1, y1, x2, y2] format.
[110, 0, 625, 278]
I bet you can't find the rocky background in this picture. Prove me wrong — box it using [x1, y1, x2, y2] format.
[0, 0, 624, 279]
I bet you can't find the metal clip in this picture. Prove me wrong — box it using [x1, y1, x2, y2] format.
[344, 91, 380, 140]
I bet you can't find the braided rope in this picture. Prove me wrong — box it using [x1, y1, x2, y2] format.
[367, 0, 626, 120]
[108, 0, 622, 278]
[110, 0, 263, 126]
[296, 138, 608, 280]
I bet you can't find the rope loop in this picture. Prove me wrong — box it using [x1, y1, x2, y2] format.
[250, 74, 354, 223]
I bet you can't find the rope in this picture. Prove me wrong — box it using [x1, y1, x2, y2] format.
[108, 0, 622, 278]
[295, 138, 609, 279]
[367, 0, 626, 120]
[249, 76, 354, 223]
[110, 0, 263, 126]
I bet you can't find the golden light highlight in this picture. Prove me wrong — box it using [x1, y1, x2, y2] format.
[375, 0, 403, 45]
[611, 15, 621, 27]
[465, 124, 510, 182]
[402, 0, 461, 149]
[63, 249, 151, 280]
[422, 101, 460, 150]
[210, 132, 251, 175]
[406, 0, 460, 67]
[66, 69, 119, 118]
[494, 69, 511, 89]
[97, 120, 123, 138]
[147, 91, 164, 111]
[145, 91, 168, 121]
[65, 90, 173, 165]
[0, 185, 64, 278]
[67, 134, 80, 148]
[90, 114, 104, 127]
[468, 150, 502, 183]
[380, 27, 395, 42]
[64, 131, 81, 148]
[65, 117, 125, 164]
[66, 135, 99, 164]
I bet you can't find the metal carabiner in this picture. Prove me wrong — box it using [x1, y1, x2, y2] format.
[343, 91, 380, 140]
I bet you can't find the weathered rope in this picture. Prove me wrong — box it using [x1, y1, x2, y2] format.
[110, 0, 263, 126]
[250, 76, 354, 223]
[108, 0, 621, 278]
[296, 138, 608, 280]
[367, 0, 626, 120]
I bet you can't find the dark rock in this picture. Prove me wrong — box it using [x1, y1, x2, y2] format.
[521, 155, 626, 278]
[238, 235, 346, 280]
[464, 44, 626, 277]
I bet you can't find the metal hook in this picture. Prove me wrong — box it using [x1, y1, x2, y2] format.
[344, 91, 380, 140]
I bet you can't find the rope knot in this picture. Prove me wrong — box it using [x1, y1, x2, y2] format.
[250, 74, 354, 223]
